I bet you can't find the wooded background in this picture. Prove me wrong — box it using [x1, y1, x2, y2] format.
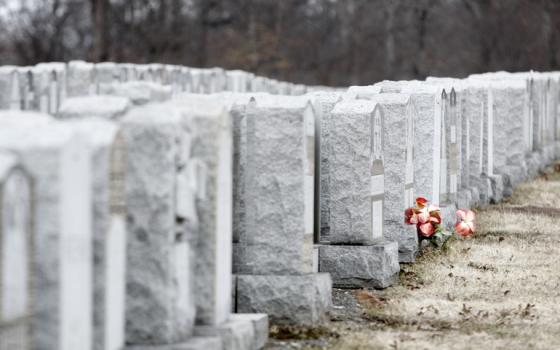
[1, 0, 559, 86]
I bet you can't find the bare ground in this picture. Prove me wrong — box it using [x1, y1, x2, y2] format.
[266, 167, 560, 350]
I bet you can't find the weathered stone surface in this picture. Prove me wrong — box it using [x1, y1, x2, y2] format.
[0, 151, 33, 350]
[319, 242, 399, 289]
[122, 104, 195, 345]
[57, 95, 130, 120]
[0, 119, 92, 350]
[194, 314, 268, 350]
[234, 95, 316, 275]
[100, 81, 173, 105]
[355, 92, 418, 262]
[171, 94, 233, 327]
[236, 274, 332, 326]
[125, 337, 223, 350]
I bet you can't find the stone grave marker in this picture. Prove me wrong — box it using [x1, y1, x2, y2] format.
[64, 118, 128, 350]
[0, 152, 32, 350]
[121, 104, 196, 346]
[57, 95, 131, 120]
[355, 92, 418, 262]
[231, 94, 331, 325]
[67, 61, 96, 97]
[0, 117, 93, 350]
[317, 99, 399, 288]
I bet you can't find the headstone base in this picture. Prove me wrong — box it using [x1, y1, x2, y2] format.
[440, 204, 458, 229]
[476, 177, 493, 207]
[489, 174, 504, 203]
[194, 314, 268, 350]
[236, 273, 332, 326]
[543, 144, 556, 164]
[319, 242, 399, 289]
[457, 189, 473, 210]
[469, 187, 481, 207]
[124, 337, 222, 350]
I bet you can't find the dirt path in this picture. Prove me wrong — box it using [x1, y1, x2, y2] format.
[266, 169, 560, 349]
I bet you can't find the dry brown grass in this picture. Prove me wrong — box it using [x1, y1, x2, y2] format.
[267, 166, 560, 350]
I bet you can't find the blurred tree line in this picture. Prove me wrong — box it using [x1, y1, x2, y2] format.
[1, 0, 559, 86]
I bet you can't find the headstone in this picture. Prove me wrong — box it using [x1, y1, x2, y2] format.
[232, 95, 331, 325]
[99, 81, 172, 106]
[0, 152, 32, 350]
[355, 92, 418, 262]
[67, 61, 96, 97]
[487, 79, 529, 194]
[308, 92, 342, 246]
[171, 96, 233, 327]
[0, 67, 18, 109]
[31, 67, 50, 114]
[63, 119, 128, 350]
[0, 116, 92, 350]
[226, 71, 248, 93]
[121, 104, 195, 345]
[316, 98, 399, 288]
[57, 95, 131, 120]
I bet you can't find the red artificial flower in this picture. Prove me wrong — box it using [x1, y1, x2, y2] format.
[416, 197, 428, 208]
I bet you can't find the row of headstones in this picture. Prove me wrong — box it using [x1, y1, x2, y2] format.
[0, 90, 273, 350]
[0, 61, 336, 116]
[1, 66, 559, 349]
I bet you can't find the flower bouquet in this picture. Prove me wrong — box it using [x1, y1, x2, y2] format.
[405, 197, 476, 248]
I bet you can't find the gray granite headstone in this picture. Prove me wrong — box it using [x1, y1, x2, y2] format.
[0, 117, 93, 350]
[0, 152, 32, 350]
[355, 92, 418, 262]
[121, 104, 195, 345]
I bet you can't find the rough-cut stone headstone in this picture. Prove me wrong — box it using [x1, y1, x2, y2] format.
[0, 116, 92, 350]
[308, 92, 343, 244]
[234, 95, 315, 274]
[0, 67, 20, 110]
[230, 94, 331, 325]
[0, 152, 32, 350]
[67, 61, 96, 97]
[171, 95, 233, 327]
[63, 119, 128, 350]
[100, 81, 172, 106]
[372, 81, 444, 207]
[226, 71, 248, 93]
[354, 92, 418, 262]
[121, 104, 195, 346]
[57, 95, 131, 120]
[315, 98, 399, 288]
[322, 99, 386, 244]
[488, 79, 529, 195]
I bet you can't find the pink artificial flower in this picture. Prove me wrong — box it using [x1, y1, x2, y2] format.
[417, 207, 430, 224]
[418, 222, 435, 237]
[455, 209, 475, 237]
[404, 208, 418, 225]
